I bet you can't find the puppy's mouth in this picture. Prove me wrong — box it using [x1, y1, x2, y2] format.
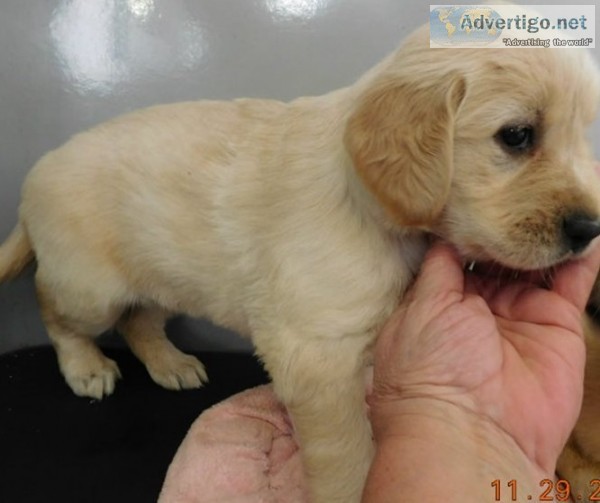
[461, 259, 558, 287]
[458, 235, 599, 283]
[451, 237, 591, 276]
[437, 211, 600, 274]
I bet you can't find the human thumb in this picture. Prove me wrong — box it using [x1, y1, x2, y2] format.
[412, 240, 466, 303]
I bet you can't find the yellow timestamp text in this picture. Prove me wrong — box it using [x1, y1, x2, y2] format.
[491, 479, 600, 501]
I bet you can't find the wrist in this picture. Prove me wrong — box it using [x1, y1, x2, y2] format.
[365, 398, 550, 502]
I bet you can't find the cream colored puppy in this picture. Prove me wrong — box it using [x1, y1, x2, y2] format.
[2, 25, 600, 501]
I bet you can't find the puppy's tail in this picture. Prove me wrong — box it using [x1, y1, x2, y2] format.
[0, 222, 34, 282]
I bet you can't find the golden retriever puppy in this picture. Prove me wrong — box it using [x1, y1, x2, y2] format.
[1, 25, 600, 501]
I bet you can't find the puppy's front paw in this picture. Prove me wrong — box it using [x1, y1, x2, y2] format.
[145, 351, 208, 390]
[63, 355, 122, 399]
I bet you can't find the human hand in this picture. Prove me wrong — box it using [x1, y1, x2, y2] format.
[370, 240, 600, 473]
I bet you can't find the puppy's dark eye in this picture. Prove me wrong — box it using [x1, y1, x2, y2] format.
[496, 125, 535, 152]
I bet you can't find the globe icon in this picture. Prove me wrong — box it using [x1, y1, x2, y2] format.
[430, 6, 503, 46]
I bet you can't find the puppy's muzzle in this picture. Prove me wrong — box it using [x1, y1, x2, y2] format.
[563, 213, 600, 254]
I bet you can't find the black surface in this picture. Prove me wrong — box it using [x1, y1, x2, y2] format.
[0, 346, 269, 503]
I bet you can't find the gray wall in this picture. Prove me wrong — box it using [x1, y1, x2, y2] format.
[1, 0, 599, 353]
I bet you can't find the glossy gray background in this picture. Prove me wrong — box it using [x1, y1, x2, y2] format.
[1, 1, 599, 353]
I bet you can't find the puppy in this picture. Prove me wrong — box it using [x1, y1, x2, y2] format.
[2, 25, 600, 501]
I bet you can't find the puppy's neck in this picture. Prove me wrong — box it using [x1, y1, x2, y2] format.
[341, 149, 430, 241]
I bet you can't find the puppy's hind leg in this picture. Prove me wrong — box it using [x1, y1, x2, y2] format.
[37, 281, 123, 399]
[117, 306, 208, 390]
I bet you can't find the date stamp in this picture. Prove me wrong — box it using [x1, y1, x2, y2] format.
[492, 479, 600, 501]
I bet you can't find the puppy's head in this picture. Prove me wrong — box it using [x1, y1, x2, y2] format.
[345, 26, 600, 270]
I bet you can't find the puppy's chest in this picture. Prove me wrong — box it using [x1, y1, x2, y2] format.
[250, 233, 426, 339]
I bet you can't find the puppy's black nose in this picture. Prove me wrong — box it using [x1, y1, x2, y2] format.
[563, 214, 600, 254]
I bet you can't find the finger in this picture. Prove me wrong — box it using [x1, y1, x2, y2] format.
[553, 238, 600, 312]
[413, 240, 465, 302]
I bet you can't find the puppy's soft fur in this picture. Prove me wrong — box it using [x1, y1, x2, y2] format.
[2, 25, 600, 501]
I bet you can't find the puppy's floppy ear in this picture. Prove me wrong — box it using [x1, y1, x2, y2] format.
[344, 74, 466, 228]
